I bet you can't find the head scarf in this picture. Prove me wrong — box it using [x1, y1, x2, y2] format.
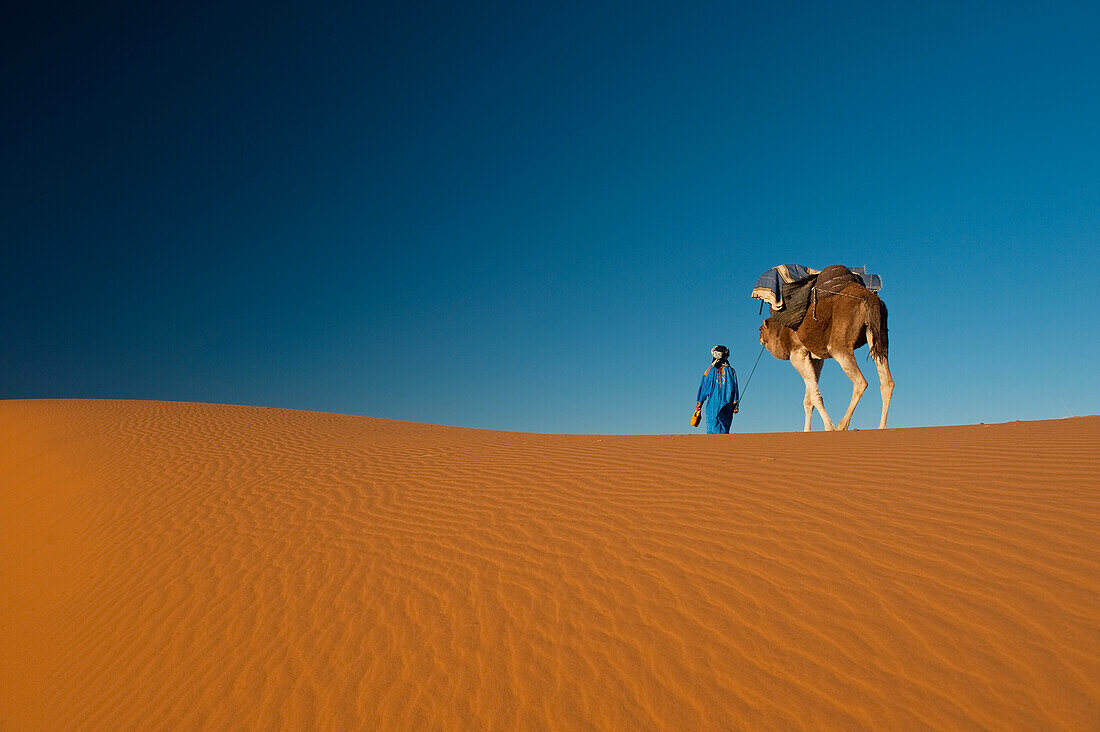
[711, 345, 730, 369]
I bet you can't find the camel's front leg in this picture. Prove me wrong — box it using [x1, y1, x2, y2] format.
[802, 384, 814, 432]
[832, 349, 867, 430]
[791, 351, 834, 431]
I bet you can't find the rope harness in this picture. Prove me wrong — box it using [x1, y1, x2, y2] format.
[810, 285, 864, 320]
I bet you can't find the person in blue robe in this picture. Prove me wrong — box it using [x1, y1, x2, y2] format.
[695, 345, 739, 434]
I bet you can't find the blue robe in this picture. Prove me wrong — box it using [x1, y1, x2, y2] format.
[697, 364, 739, 434]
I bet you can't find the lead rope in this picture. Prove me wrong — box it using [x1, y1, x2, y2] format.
[737, 344, 767, 405]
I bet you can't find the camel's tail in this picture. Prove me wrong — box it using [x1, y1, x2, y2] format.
[866, 294, 889, 361]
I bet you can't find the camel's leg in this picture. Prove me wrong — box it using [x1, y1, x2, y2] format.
[832, 349, 868, 431]
[791, 352, 834, 431]
[874, 356, 894, 428]
[811, 358, 833, 430]
[808, 358, 825, 430]
[802, 383, 814, 432]
[800, 359, 820, 431]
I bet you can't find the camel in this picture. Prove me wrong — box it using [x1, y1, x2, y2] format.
[758, 267, 894, 431]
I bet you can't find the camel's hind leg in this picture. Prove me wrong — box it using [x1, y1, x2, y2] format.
[832, 349, 868, 431]
[866, 328, 895, 428]
[874, 356, 894, 428]
[792, 352, 834, 431]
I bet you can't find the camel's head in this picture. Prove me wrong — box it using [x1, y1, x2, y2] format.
[759, 318, 790, 359]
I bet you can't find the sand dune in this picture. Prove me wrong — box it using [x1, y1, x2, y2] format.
[1, 399, 1097, 730]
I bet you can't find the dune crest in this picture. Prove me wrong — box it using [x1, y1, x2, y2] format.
[2, 400, 1098, 729]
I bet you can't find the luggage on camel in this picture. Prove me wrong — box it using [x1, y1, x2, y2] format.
[751, 264, 882, 331]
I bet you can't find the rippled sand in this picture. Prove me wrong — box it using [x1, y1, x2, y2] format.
[2, 400, 1097, 729]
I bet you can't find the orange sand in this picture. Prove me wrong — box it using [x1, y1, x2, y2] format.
[2, 399, 1098, 729]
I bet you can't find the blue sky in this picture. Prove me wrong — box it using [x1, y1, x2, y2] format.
[3, 1, 1098, 433]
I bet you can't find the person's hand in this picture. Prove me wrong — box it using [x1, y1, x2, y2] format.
[732, 402, 739, 413]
